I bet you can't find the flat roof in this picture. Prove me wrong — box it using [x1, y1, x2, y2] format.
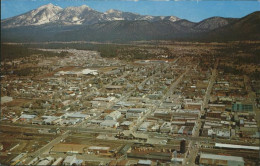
[232, 103, 253, 112]
[20, 114, 36, 119]
[138, 160, 152, 165]
[51, 144, 87, 153]
[215, 143, 260, 150]
[200, 153, 244, 162]
[88, 146, 110, 150]
[101, 120, 118, 125]
[121, 121, 133, 125]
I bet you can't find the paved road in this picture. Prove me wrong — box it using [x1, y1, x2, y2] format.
[22, 130, 70, 164]
[131, 57, 188, 132]
[244, 75, 260, 128]
[183, 59, 218, 165]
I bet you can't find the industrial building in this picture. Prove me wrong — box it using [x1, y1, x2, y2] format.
[199, 153, 244, 166]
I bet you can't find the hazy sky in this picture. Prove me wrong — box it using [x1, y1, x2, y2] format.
[1, 0, 260, 22]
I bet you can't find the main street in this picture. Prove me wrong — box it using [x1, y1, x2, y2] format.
[130, 57, 191, 132]
[183, 59, 218, 165]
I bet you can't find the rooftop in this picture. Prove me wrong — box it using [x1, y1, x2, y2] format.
[200, 153, 244, 162]
[215, 143, 260, 150]
[138, 159, 152, 165]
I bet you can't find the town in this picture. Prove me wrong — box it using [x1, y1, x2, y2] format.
[1, 42, 260, 166]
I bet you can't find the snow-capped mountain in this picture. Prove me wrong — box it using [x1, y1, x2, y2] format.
[4, 3, 257, 43]
[1, 3, 180, 28]
[2, 4, 63, 27]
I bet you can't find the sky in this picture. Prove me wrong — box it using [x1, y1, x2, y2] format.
[1, 0, 260, 22]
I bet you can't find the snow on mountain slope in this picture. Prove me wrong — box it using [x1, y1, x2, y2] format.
[2, 3, 62, 27]
[1, 3, 180, 28]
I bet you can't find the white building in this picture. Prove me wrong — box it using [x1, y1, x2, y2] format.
[20, 114, 36, 120]
[63, 155, 77, 166]
[100, 120, 119, 128]
[208, 128, 230, 138]
[178, 126, 186, 134]
[82, 69, 98, 75]
[105, 111, 121, 121]
[36, 157, 54, 166]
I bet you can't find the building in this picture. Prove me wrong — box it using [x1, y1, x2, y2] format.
[1, 96, 13, 104]
[126, 108, 147, 119]
[232, 103, 253, 112]
[216, 129, 230, 138]
[208, 104, 226, 111]
[51, 157, 63, 166]
[82, 69, 98, 75]
[42, 116, 60, 125]
[199, 153, 244, 166]
[138, 122, 151, 131]
[62, 119, 80, 125]
[178, 126, 186, 134]
[88, 146, 110, 154]
[207, 111, 221, 119]
[137, 160, 152, 166]
[36, 157, 54, 166]
[160, 122, 172, 133]
[214, 143, 260, 151]
[154, 111, 172, 121]
[208, 129, 230, 138]
[180, 140, 186, 153]
[184, 102, 202, 110]
[100, 120, 119, 128]
[51, 143, 88, 154]
[63, 155, 77, 166]
[64, 112, 90, 119]
[19, 114, 36, 121]
[120, 121, 133, 130]
[105, 111, 121, 121]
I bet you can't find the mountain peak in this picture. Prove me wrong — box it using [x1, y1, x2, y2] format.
[38, 3, 62, 10]
[80, 4, 90, 8]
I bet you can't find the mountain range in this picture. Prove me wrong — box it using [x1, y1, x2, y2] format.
[1, 3, 260, 42]
[1, 3, 180, 28]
